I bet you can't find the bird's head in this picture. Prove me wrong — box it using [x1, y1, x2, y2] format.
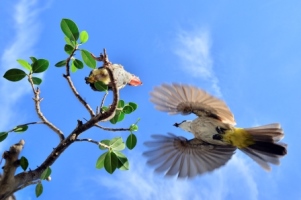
[173, 120, 193, 132]
[85, 68, 110, 85]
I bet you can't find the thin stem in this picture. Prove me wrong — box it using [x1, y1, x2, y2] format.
[28, 75, 64, 141]
[94, 124, 130, 132]
[99, 91, 108, 113]
[75, 138, 110, 149]
[63, 46, 95, 117]
[7, 121, 45, 133]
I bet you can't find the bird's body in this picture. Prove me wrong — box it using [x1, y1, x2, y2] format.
[144, 83, 287, 178]
[85, 64, 142, 90]
[188, 116, 232, 146]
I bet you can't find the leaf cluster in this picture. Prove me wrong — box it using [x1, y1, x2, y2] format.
[96, 137, 129, 173]
[1, 18, 141, 198]
[55, 19, 97, 72]
[3, 58, 48, 84]
[102, 100, 138, 124]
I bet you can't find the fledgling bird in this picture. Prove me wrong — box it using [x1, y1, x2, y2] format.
[144, 83, 287, 178]
[85, 64, 142, 91]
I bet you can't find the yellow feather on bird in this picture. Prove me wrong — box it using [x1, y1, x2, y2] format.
[223, 128, 255, 148]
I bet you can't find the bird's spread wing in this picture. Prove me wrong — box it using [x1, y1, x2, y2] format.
[150, 83, 236, 125]
[143, 133, 236, 178]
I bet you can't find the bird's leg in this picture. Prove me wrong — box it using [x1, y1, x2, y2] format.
[213, 134, 223, 140]
[216, 126, 227, 134]
[212, 126, 227, 141]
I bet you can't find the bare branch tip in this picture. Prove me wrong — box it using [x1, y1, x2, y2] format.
[19, 140, 25, 146]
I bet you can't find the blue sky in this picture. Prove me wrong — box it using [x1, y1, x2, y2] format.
[1, 0, 301, 199]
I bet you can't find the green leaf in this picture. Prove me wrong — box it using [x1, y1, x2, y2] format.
[130, 124, 138, 132]
[118, 112, 125, 122]
[129, 102, 138, 111]
[55, 60, 67, 67]
[3, 68, 26, 82]
[96, 152, 107, 169]
[64, 36, 75, 47]
[118, 100, 125, 108]
[74, 59, 84, 69]
[64, 44, 74, 55]
[80, 30, 89, 43]
[29, 57, 37, 63]
[101, 106, 108, 112]
[31, 77, 42, 85]
[126, 133, 137, 150]
[104, 151, 118, 174]
[71, 61, 77, 73]
[60, 18, 79, 41]
[114, 151, 129, 170]
[81, 49, 96, 69]
[110, 111, 124, 124]
[20, 156, 29, 171]
[110, 113, 118, 124]
[0, 132, 8, 142]
[99, 140, 110, 150]
[94, 81, 108, 91]
[110, 137, 125, 151]
[14, 125, 28, 133]
[123, 105, 134, 114]
[40, 167, 51, 180]
[35, 183, 43, 197]
[109, 137, 122, 146]
[17, 59, 32, 71]
[32, 59, 49, 73]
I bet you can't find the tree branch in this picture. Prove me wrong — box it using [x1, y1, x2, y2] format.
[98, 91, 108, 114]
[6, 49, 120, 197]
[28, 75, 64, 141]
[94, 124, 130, 132]
[75, 138, 110, 149]
[63, 46, 95, 117]
[13, 179, 40, 195]
[94, 49, 119, 122]
[0, 140, 25, 199]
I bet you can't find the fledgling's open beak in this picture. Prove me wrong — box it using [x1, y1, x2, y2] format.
[129, 75, 142, 86]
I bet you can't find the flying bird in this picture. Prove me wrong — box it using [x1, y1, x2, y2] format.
[144, 83, 287, 178]
[85, 64, 142, 90]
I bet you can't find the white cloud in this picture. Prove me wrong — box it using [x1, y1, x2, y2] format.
[174, 29, 221, 96]
[0, 0, 46, 130]
[90, 154, 258, 200]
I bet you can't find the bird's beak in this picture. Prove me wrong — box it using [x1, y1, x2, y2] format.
[173, 123, 180, 127]
[129, 75, 142, 86]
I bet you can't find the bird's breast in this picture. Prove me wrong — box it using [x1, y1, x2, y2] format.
[191, 117, 231, 145]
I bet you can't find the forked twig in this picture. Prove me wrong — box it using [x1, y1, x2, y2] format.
[28, 75, 64, 141]
[63, 46, 95, 117]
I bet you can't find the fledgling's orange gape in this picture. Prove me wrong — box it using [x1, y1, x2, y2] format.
[144, 83, 287, 178]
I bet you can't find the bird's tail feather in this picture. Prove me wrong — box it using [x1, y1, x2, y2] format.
[240, 123, 287, 171]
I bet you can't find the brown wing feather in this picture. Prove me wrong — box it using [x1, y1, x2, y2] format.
[150, 83, 236, 125]
[244, 123, 284, 142]
[143, 133, 236, 178]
